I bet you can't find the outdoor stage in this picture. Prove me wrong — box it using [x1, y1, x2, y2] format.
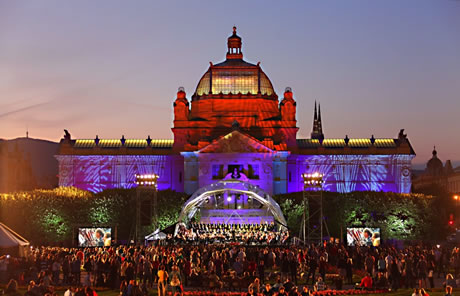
[175, 180, 287, 234]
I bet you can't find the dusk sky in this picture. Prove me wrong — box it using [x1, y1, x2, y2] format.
[1, 1, 459, 165]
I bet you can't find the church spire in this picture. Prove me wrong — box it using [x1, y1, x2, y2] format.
[314, 101, 318, 121]
[318, 103, 323, 134]
[311, 101, 324, 141]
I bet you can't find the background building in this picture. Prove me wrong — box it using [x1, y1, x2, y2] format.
[413, 147, 460, 193]
[0, 137, 58, 193]
[57, 28, 415, 195]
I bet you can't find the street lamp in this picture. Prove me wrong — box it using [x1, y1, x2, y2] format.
[134, 174, 159, 244]
[301, 172, 324, 244]
[454, 194, 459, 228]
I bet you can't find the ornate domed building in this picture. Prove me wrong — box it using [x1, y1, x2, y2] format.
[413, 147, 460, 193]
[173, 27, 297, 152]
[426, 148, 444, 176]
[57, 27, 415, 197]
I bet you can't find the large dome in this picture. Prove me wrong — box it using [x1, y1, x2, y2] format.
[195, 60, 275, 96]
[194, 27, 276, 97]
[426, 147, 444, 176]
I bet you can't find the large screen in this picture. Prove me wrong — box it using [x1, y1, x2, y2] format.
[78, 228, 111, 247]
[347, 228, 380, 247]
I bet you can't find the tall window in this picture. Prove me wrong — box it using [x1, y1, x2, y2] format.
[212, 165, 224, 180]
[248, 164, 259, 180]
[212, 71, 258, 94]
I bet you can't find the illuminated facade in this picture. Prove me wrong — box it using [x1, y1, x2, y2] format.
[57, 27, 415, 195]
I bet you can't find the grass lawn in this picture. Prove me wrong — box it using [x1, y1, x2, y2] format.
[90, 288, 460, 296]
[3, 284, 459, 296]
[10, 288, 457, 296]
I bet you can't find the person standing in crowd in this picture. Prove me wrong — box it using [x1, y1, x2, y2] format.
[277, 286, 288, 296]
[169, 265, 182, 295]
[120, 280, 128, 296]
[418, 255, 428, 289]
[404, 254, 416, 289]
[289, 254, 298, 285]
[62, 256, 71, 285]
[258, 257, 265, 282]
[249, 277, 261, 294]
[428, 259, 435, 289]
[83, 257, 93, 286]
[345, 256, 353, 285]
[445, 285, 453, 296]
[289, 286, 300, 296]
[307, 255, 317, 285]
[4, 279, 21, 296]
[301, 285, 312, 296]
[365, 253, 374, 277]
[64, 286, 75, 296]
[318, 255, 326, 283]
[51, 257, 61, 285]
[246, 286, 256, 296]
[443, 274, 457, 288]
[71, 256, 81, 286]
[390, 257, 401, 291]
[262, 283, 273, 296]
[157, 265, 168, 296]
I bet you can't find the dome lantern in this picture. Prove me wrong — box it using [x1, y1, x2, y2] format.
[193, 27, 276, 98]
[227, 26, 243, 60]
[283, 87, 293, 100]
[177, 86, 186, 99]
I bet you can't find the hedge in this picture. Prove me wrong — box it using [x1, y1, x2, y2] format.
[0, 187, 187, 245]
[273, 191, 439, 241]
[0, 187, 441, 245]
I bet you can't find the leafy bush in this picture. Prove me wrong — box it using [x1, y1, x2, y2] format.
[0, 187, 439, 245]
[0, 187, 187, 245]
[274, 191, 438, 241]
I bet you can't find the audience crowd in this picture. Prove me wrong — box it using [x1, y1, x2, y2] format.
[0, 234, 459, 296]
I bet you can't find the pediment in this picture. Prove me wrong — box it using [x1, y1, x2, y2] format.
[198, 131, 274, 154]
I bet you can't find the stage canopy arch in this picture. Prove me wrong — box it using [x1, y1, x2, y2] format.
[175, 180, 287, 234]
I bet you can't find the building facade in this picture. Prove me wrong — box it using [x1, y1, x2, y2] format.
[57, 28, 415, 195]
[413, 147, 460, 193]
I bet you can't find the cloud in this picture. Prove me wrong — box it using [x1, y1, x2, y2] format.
[0, 101, 52, 118]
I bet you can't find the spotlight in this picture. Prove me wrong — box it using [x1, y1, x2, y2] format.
[135, 173, 159, 187]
